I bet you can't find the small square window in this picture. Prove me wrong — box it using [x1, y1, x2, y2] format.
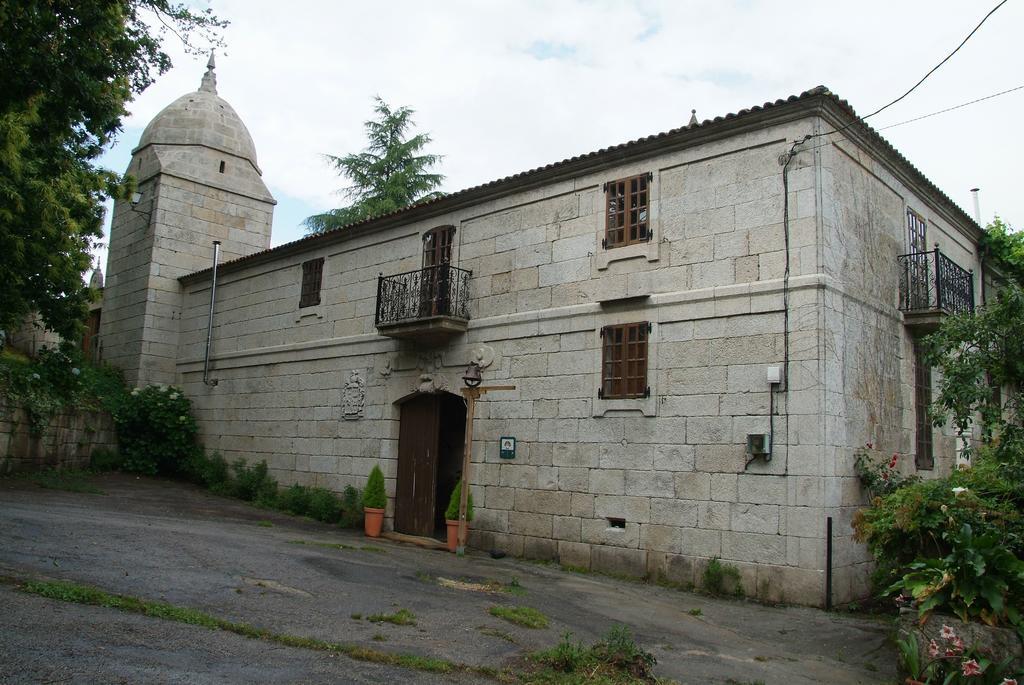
[299, 257, 324, 308]
[600, 322, 649, 399]
[604, 174, 651, 248]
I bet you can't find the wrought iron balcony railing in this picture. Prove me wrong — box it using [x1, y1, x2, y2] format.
[375, 264, 472, 327]
[897, 248, 974, 316]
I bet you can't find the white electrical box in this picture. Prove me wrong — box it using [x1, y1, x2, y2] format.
[766, 366, 781, 385]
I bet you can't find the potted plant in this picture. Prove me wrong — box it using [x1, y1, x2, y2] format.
[362, 465, 386, 537]
[444, 479, 474, 552]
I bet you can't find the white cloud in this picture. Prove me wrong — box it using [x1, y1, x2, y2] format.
[103, 0, 1023, 256]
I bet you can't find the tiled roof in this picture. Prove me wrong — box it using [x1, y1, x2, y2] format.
[181, 85, 978, 281]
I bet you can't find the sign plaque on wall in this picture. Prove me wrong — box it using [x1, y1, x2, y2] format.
[499, 436, 516, 460]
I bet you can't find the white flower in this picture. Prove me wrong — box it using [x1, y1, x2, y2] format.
[952, 487, 968, 497]
[31, 373, 40, 380]
[178, 415, 187, 422]
[169, 392, 179, 400]
[131, 388, 140, 396]
[71, 368, 80, 376]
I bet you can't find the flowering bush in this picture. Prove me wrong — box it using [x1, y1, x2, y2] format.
[853, 456, 1024, 592]
[854, 443, 919, 497]
[897, 622, 1022, 684]
[889, 523, 1024, 631]
[112, 384, 198, 475]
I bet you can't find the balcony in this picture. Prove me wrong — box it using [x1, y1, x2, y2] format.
[375, 264, 472, 343]
[897, 248, 974, 334]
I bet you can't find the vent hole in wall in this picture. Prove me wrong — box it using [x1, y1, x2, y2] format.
[607, 517, 626, 529]
[218, 160, 226, 173]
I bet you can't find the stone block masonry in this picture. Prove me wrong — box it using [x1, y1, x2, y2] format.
[0, 400, 117, 473]
[100, 83, 985, 609]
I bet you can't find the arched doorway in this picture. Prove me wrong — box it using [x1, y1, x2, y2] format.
[394, 391, 466, 538]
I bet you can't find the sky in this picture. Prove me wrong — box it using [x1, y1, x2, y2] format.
[93, 0, 1023, 275]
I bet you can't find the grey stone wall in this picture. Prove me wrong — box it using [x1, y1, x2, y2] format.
[100, 141, 275, 387]
[0, 400, 117, 473]
[819, 137, 983, 602]
[157, 109, 981, 607]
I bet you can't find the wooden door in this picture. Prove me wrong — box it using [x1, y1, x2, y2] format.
[421, 226, 454, 317]
[395, 394, 441, 536]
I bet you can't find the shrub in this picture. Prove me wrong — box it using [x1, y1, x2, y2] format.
[853, 457, 1024, 591]
[186, 451, 230, 491]
[339, 485, 363, 528]
[278, 483, 312, 516]
[888, 523, 1024, 631]
[113, 385, 197, 475]
[229, 459, 277, 505]
[88, 448, 122, 472]
[702, 557, 741, 596]
[307, 487, 342, 523]
[362, 465, 386, 509]
[591, 625, 657, 679]
[853, 443, 919, 497]
[444, 478, 473, 522]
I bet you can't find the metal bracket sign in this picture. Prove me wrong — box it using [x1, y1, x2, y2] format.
[499, 436, 516, 459]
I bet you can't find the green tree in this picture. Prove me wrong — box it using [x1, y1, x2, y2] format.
[304, 98, 444, 234]
[924, 283, 1024, 466]
[982, 216, 1024, 284]
[0, 1, 226, 342]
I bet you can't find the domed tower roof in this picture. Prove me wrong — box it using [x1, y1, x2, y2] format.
[134, 53, 262, 173]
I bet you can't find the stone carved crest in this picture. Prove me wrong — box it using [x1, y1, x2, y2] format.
[470, 344, 495, 370]
[342, 370, 365, 420]
[376, 356, 393, 378]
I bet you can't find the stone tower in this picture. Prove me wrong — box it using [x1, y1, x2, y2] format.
[100, 55, 276, 386]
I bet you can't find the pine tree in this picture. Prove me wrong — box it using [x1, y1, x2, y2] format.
[304, 98, 444, 234]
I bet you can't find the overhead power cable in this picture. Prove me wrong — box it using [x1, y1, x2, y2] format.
[809, 0, 1009, 143]
[875, 84, 1024, 131]
[860, 0, 1009, 122]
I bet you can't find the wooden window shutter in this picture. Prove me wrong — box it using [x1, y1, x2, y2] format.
[604, 174, 651, 249]
[913, 343, 934, 469]
[601, 322, 649, 399]
[299, 257, 324, 308]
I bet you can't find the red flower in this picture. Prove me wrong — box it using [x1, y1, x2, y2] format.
[889, 453, 899, 469]
[866, 442, 873, 449]
[962, 659, 982, 677]
[928, 640, 940, 657]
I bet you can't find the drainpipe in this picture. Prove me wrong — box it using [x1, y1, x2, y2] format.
[203, 241, 221, 387]
[971, 189, 986, 306]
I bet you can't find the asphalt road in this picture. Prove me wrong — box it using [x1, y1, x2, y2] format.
[0, 474, 895, 684]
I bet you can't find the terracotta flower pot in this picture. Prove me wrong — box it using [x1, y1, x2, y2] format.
[364, 507, 385, 538]
[446, 519, 469, 552]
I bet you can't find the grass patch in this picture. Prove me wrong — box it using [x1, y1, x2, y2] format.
[9, 577, 461, 676]
[288, 539, 385, 554]
[257, 520, 274, 528]
[372, 633, 387, 642]
[702, 558, 742, 597]
[489, 605, 549, 629]
[24, 469, 104, 495]
[528, 625, 657, 684]
[350, 613, 362, 620]
[687, 608, 702, 617]
[478, 626, 518, 644]
[366, 608, 416, 626]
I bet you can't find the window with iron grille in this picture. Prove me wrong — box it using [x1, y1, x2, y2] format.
[604, 174, 651, 248]
[913, 343, 934, 469]
[907, 208, 927, 253]
[600, 322, 649, 399]
[299, 257, 324, 308]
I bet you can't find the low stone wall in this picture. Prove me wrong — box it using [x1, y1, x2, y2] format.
[898, 611, 1024, 677]
[0, 400, 117, 473]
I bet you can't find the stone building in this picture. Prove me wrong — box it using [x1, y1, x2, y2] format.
[97, 60, 988, 606]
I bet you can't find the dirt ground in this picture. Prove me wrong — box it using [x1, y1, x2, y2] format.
[0, 474, 895, 684]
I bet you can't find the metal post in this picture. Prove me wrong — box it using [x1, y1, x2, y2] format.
[456, 387, 478, 555]
[202, 241, 221, 387]
[825, 516, 833, 611]
[933, 246, 943, 311]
